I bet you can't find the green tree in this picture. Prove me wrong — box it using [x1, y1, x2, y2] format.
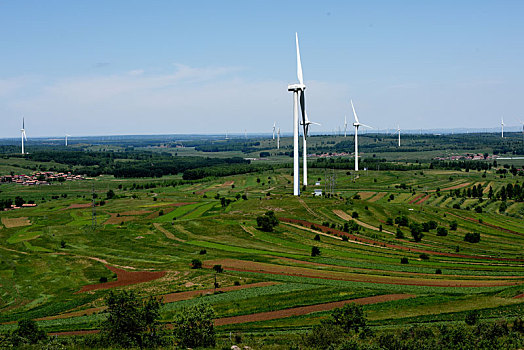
[311, 246, 321, 257]
[101, 290, 162, 347]
[256, 210, 279, 232]
[172, 303, 216, 348]
[328, 303, 367, 333]
[436, 227, 448, 236]
[106, 189, 115, 199]
[191, 259, 202, 269]
[410, 223, 424, 242]
[11, 319, 47, 345]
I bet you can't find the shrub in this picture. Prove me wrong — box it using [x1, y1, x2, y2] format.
[233, 281, 241, 286]
[256, 210, 279, 232]
[314, 234, 321, 241]
[465, 310, 479, 325]
[409, 223, 424, 242]
[100, 276, 108, 283]
[11, 319, 47, 345]
[386, 217, 393, 225]
[60, 240, 66, 248]
[212, 265, 223, 273]
[395, 215, 409, 227]
[328, 303, 367, 333]
[352, 211, 359, 218]
[464, 232, 480, 243]
[396, 228, 404, 239]
[436, 227, 448, 236]
[191, 259, 202, 269]
[341, 235, 349, 242]
[453, 203, 460, 209]
[401, 257, 409, 264]
[435, 269, 442, 274]
[419, 253, 430, 260]
[311, 246, 321, 257]
[474, 206, 482, 213]
[199, 249, 207, 255]
[449, 221, 458, 230]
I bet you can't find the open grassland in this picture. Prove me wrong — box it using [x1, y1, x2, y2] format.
[0, 164, 523, 340]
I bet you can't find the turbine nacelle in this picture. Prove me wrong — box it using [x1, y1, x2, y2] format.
[287, 83, 306, 91]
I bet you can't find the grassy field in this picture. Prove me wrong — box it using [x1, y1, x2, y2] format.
[0, 147, 523, 346]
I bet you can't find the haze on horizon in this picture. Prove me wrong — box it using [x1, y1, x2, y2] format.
[1, 0, 524, 138]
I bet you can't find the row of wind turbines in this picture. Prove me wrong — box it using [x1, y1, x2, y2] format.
[18, 118, 71, 154]
[283, 33, 521, 196]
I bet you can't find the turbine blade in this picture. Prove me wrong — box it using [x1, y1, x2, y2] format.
[360, 124, 373, 129]
[296, 33, 303, 85]
[299, 90, 306, 125]
[310, 121, 321, 126]
[350, 99, 360, 124]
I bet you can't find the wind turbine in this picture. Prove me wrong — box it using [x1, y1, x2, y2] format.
[288, 32, 307, 196]
[277, 127, 281, 149]
[501, 117, 504, 138]
[301, 111, 321, 186]
[20, 118, 27, 155]
[350, 100, 372, 171]
[397, 125, 401, 147]
[272, 122, 276, 139]
[344, 115, 348, 137]
[65, 134, 71, 146]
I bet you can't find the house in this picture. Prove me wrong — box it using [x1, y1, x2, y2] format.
[314, 189, 323, 197]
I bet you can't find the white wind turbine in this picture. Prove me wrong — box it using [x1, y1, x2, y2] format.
[397, 125, 401, 147]
[350, 100, 372, 172]
[272, 122, 276, 139]
[288, 32, 307, 195]
[65, 134, 71, 146]
[20, 118, 27, 155]
[501, 117, 504, 138]
[344, 115, 348, 137]
[277, 127, 281, 149]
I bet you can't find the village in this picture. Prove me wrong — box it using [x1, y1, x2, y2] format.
[0, 171, 85, 186]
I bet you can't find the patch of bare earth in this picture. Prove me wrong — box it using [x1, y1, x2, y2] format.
[332, 210, 395, 235]
[408, 194, 424, 204]
[103, 213, 137, 225]
[368, 192, 386, 202]
[215, 294, 415, 326]
[77, 265, 166, 293]
[415, 194, 431, 205]
[61, 203, 92, 210]
[358, 192, 376, 200]
[1, 217, 31, 228]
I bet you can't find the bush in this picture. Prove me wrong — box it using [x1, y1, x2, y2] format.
[314, 234, 321, 241]
[11, 319, 47, 345]
[341, 235, 349, 242]
[256, 210, 279, 232]
[212, 264, 223, 273]
[435, 269, 442, 274]
[328, 303, 367, 333]
[409, 223, 424, 242]
[199, 249, 207, 255]
[99, 276, 108, 283]
[474, 206, 482, 213]
[419, 253, 430, 260]
[191, 259, 202, 269]
[464, 232, 480, 243]
[465, 310, 479, 325]
[453, 203, 461, 209]
[395, 228, 404, 239]
[395, 215, 409, 226]
[400, 257, 409, 264]
[172, 303, 216, 348]
[449, 221, 458, 230]
[311, 246, 321, 257]
[234, 281, 241, 286]
[352, 211, 359, 218]
[436, 227, 448, 236]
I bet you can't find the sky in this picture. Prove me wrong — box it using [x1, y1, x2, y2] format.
[1, 0, 524, 137]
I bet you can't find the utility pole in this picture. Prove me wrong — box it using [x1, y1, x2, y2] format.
[92, 184, 97, 230]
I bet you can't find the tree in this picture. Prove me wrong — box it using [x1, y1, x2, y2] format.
[465, 310, 479, 325]
[464, 232, 480, 243]
[191, 259, 202, 269]
[311, 246, 321, 257]
[172, 303, 216, 348]
[101, 290, 162, 347]
[410, 223, 424, 242]
[328, 303, 367, 333]
[14, 196, 25, 207]
[396, 228, 404, 239]
[11, 319, 47, 345]
[106, 189, 115, 199]
[449, 221, 458, 231]
[436, 227, 448, 236]
[256, 210, 279, 232]
[212, 264, 223, 273]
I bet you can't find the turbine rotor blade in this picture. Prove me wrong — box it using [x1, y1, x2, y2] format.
[296, 33, 303, 85]
[299, 90, 306, 125]
[360, 124, 373, 129]
[350, 99, 359, 124]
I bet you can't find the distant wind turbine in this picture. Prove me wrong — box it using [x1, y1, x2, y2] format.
[344, 115, 348, 137]
[20, 118, 27, 155]
[397, 125, 401, 147]
[351, 100, 372, 172]
[277, 128, 280, 149]
[65, 134, 71, 146]
[272, 121, 276, 139]
[501, 117, 504, 138]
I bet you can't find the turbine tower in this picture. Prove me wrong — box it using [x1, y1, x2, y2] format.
[351, 100, 372, 172]
[288, 33, 307, 196]
[501, 117, 504, 138]
[65, 134, 71, 146]
[272, 122, 276, 139]
[344, 115, 348, 137]
[20, 118, 27, 155]
[301, 111, 320, 186]
[397, 125, 401, 147]
[277, 127, 280, 149]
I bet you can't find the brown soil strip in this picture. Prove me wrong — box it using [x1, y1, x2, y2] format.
[514, 293, 524, 299]
[153, 223, 185, 242]
[62, 203, 92, 210]
[119, 210, 152, 216]
[196, 181, 235, 195]
[103, 213, 137, 225]
[40, 282, 276, 321]
[283, 222, 342, 241]
[214, 294, 415, 326]
[446, 212, 523, 236]
[408, 194, 424, 204]
[280, 218, 524, 262]
[368, 192, 386, 202]
[77, 265, 166, 293]
[1, 217, 31, 228]
[332, 210, 395, 235]
[415, 195, 431, 205]
[204, 259, 521, 288]
[441, 182, 471, 191]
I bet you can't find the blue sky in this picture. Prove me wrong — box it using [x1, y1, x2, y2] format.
[1, 0, 524, 137]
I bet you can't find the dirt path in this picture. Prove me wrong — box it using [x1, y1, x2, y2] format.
[154, 223, 185, 242]
[297, 198, 323, 220]
[332, 210, 395, 235]
[280, 218, 524, 263]
[214, 294, 415, 326]
[77, 265, 166, 293]
[368, 192, 387, 202]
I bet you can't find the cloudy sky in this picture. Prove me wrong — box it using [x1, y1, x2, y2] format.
[1, 0, 524, 137]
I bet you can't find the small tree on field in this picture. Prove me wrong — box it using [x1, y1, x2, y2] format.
[396, 228, 404, 239]
[436, 227, 448, 236]
[449, 221, 458, 230]
[256, 210, 279, 232]
[410, 223, 424, 242]
[106, 189, 115, 199]
[328, 303, 367, 333]
[10, 319, 47, 345]
[191, 259, 202, 269]
[311, 246, 321, 257]
[172, 303, 216, 348]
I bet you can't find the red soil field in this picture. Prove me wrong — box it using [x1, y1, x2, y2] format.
[408, 194, 424, 204]
[77, 265, 166, 293]
[215, 293, 415, 326]
[281, 218, 524, 263]
[415, 194, 431, 205]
